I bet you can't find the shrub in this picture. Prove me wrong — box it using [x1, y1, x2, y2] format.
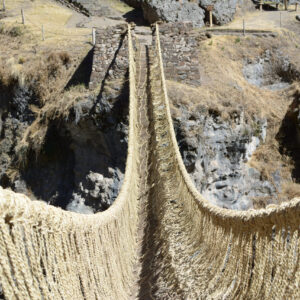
[18, 57, 25, 64]
[235, 37, 241, 44]
[59, 51, 71, 66]
[9, 26, 23, 37]
[46, 53, 61, 77]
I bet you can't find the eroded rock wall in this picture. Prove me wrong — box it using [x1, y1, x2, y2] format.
[172, 107, 275, 210]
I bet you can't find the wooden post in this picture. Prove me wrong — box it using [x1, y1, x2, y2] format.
[296, 3, 298, 11]
[243, 19, 245, 36]
[42, 25, 45, 41]
[92, 27, 96, 46]
[209, 11, 213, 27]
[3, 0, 5, 11]
[276, 3, 279, 10]
[280, 12, 282, 27]
[284, 0, 288, 10]
[206, 5, 214, 27]
[21, 9, 25, 25]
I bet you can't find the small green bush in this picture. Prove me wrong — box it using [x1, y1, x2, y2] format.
[18, 57, 25, 64]
[9, 26, 23, 37]
[235, 37, 241, 44]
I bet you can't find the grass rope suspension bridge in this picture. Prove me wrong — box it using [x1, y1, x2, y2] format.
[0, 24, 299, 299]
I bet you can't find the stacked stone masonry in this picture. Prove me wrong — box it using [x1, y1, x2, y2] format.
[152, 22, 208, 86]
[89, 22, 207, 90]
[89, 24, 129, 90]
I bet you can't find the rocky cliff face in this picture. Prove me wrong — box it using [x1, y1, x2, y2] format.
[123, 0, 244, 27]
[141, 0, 205, 27]
[0, 79, 277, 212]
[199, 0, 238, 25]
[172, 106, 275, 210]
[1, 22, 299, 214]
[0, 80, 128, 214]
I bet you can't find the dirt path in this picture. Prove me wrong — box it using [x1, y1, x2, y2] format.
[224, 7, 300, 34]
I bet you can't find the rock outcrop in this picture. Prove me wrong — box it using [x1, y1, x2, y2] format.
[171, 103, 276, 210]
[199, 0, 238, 25]
[141, 0, 205, 27]
[243, 50, 292, 91]
[123, 0, 243, 27]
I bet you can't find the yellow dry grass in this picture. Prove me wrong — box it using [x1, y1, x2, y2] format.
[0, 0, 93, 99]
[1, 0, 91, 52]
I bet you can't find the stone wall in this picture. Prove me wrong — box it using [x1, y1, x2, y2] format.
[89, 24, 129, 90]
[90, 22, 206, 89]
[152, 22, 207, 86]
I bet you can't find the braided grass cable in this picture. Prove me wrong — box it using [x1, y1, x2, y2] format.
[0, 24, 140, 300]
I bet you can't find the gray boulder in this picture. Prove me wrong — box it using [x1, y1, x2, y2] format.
[142, 0, 205, 27]
[123, 0, 240, 27]
[296, 15, 300, 22]
[199, 0, 238, 25]
[124, 0, 205, 27]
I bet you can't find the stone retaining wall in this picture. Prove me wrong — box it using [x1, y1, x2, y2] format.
[89, 24, 129, 90]
[152, 22, 207, 86]
[90, 23, 207, 89]
[90, 22, 207, 90]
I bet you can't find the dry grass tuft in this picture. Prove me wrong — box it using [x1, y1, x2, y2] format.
[281, 182, 300, 200]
